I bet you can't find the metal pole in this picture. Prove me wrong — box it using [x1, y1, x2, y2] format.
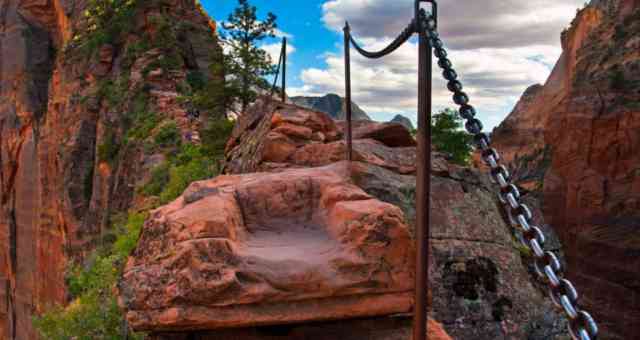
[343, 22, 353, 161]
[413, 1, 433, 340]
[282, 37, 287, 102]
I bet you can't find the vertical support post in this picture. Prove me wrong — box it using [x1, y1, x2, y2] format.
[282, 37, 287, 102]
[343, 22, 353, 161]
[413, 1, 433, 340]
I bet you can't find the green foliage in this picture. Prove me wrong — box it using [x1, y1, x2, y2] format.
[98, 76, 129, 107]
[220, 0, 278, 111]
[431, 108, 473, 165]
[33, 212, 147, 340]
[140, 163, 170, 196]
[200, 117, 235, 158]
[187, 70, 206, 91]
[140, 118, 234, 203]
[74, 0, 139, 56]
[159, 144, 218, 204]
[154, 122, 181, 148]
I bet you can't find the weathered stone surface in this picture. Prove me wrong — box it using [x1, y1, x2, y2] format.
[484, 2, 640, 338]
[121, 162, 415, 331]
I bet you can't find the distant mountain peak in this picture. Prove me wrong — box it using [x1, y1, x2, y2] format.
[290, 94, 371, 121]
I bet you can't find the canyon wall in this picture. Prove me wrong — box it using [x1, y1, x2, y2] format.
[0, 0, 221, 337]
[487, 0, 640, 338]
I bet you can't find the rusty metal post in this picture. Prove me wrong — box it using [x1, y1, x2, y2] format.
[413, 1, 435, 340]
[343, 22, 353, 161]
[282, 37, 287, 102]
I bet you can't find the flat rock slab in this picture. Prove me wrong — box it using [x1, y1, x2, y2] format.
[120, 162, 415, 331]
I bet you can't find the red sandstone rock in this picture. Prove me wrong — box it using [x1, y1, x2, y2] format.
[336, 120, 417, 147]
[485, 2, 640, 338]
[120, 162, 415, 331]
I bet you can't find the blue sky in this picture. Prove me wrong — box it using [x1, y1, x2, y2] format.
[203, 0, 584, 129]
[206, 1, 328, 91]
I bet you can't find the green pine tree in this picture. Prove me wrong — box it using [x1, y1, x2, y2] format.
[431, 108, 473, 165]
[220, 0, 278, 113]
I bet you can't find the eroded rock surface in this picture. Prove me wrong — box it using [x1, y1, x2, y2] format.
[121, 162, 415, 331]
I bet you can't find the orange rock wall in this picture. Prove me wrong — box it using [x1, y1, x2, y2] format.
[488, 1, 640, 338]
[0, 0, 221, 338]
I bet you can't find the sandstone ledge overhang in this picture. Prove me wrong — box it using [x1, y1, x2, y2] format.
[120, 161, 415, 331]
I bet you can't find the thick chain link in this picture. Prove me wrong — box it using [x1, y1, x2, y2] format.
[419, 11, 598, 340]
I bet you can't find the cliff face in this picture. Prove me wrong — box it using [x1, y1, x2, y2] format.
[0, 0, 221, 338]
[487, 0, 640, 338]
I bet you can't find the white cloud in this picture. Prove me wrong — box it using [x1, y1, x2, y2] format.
[261, 41, 297, 65]
[291, 0, 583, 128]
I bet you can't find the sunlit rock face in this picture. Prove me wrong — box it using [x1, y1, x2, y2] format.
[0, 0, 221, 337]
[484, 1, 640, 338]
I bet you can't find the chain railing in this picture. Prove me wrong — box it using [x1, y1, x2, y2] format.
[342, 1, 599, 340]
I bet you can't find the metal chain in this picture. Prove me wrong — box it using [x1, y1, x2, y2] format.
[418, 11, 599, 340]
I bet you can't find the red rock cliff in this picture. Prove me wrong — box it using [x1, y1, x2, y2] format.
[487, 0, 640, 338]
[0, 0, 221, 338]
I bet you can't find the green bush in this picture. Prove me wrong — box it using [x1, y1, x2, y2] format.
[33, 212, 147, 339]
[126, 111, 158, 141]
[76, 0, 139, 56]
[154, 122, 181, 148]
[141, 163, 170, 196]
[159, 144, 217, 204]
[200, 118, 235, 158]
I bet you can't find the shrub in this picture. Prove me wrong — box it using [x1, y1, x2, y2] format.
[200, 118, 235, 158]
[154, 122, 181, 148]
[77, 0, 139, 56]
[159, 144, 217, 204]
[141, 163, 170, 196]
[33, 212, 147, 339]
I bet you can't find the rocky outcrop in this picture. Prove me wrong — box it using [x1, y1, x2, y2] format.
[126, 100, 567, 339]
[0, 0, 221, 337]
[290, 93, 371, 121]
[485, 1, 640, 338]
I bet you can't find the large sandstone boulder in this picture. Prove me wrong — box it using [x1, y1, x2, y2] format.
[120, 162, 415, 331]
